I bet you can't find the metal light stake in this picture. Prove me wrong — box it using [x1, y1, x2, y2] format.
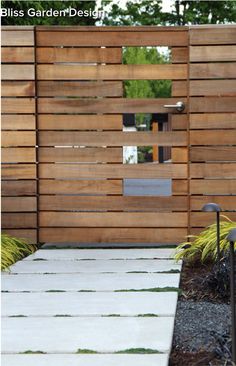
[227, 228, 236, 365]
[202, 203, 221, 264]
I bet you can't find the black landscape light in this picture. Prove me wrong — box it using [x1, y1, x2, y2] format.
[202, 203, 221, 263]
[227, 228, 236, 365]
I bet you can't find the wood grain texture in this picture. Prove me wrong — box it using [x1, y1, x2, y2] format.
[190, 180, 236, 195]
[39, 227, 187, 243]
[2, 164, 36, 179]
[39, 179, 122, 195]
[190, 80, 236, 96]
[172, 81, 187, 97]
[172, 180, 188, 195]
[2, 65, 35, 80]
[1, 180, 36, 196]
[190, 45, 236, 62]
[38, 98, 188, 114]
[37, 30, 188, 47]
[190, 63, 236, 79]
[190, 113, 236, 129]
[190, 212, 236, 227]
[190, 130, 236, 145]
[38, 81, 123, 97]
[2, 213, 37, 228]
[2, 98, 35, 114]
[172, 147, 188, 163]
[37, 64, 187, 80]
[37, 47, 122, 63]
[1, 115, 35, 130]
[190, 196, 236, 211]
[190, 27, 236, 45]
[1, 47, 34, 63]
[2, 131, 36, 147]
[190, 163, 236, 178]
[2, 148, 36, 163]
[190, 97, 236, 113]
[171, 114, 188, 130]
[2, 197, 37, 212]
[2, 229, 37, 243]
[38, 147, 122, 163]
[2, 30, 34, 46]
[39, 195, 188, 212]
[38, 115, 123, 131]
[171, 47, 188, 63]
[38, 131, 187, 147]
[39, 163, 187, 179]
[1, 81, 35, 97]
[39, 212, 187, 228]
[190, 147, 236, 162]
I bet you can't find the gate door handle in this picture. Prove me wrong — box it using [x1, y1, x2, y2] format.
[163, 101, 185, 112]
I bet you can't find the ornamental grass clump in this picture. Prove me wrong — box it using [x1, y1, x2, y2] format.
[175, 216, 236, 264]
[1, 233, 37, 271]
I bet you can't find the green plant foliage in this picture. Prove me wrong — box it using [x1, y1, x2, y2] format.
[1, 233, 37, 271]
[175, 216, 236, 263]
[115, 348, 162, 354]
[76, 349, 98, 354]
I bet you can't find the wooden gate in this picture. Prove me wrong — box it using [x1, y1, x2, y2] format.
[2, 25, 236, 245]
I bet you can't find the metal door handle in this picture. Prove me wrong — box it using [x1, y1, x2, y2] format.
[164, 101, 185, 112]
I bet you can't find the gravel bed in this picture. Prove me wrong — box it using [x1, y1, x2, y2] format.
[172, 300, 231, 353]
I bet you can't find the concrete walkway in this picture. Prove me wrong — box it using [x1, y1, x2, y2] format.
[2, 248, 181, 366]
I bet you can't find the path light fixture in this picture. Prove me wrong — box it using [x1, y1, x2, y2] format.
[202, 203, 221, 264]
[226, 228, 236, 365]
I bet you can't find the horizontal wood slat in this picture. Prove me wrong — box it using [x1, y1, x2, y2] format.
[2, 65, 35, 80]
[37, 64, 187, 80]
[2, 148, 36, 163]
[39, 180, 122, 195]
[1, 81, 35, 97]
[1, 47, 35, 63]
[2, 197, 37, 212]
[39, 163, 187, 179]
[2, 98, 35, 114]
[37, 31, 188, 47]
[1, 115, 36, 130]
[172, 180, 188, 195]
[190, 147, 236, 162]
[2, 213, 37, 228]
[172, 81, 187, 97]
[190, 63, 236, 79]
[171, 47, 188, 63]
[190, 212, 236, 227]
[2, 131, 36, 146]
[1, 180, 37, 196]
[190, 196, 236, 211]
[190, 113, 236, 129]
[190, 179, 236, 194]
[39, 195, 188, 212]
[37, 47, 122, 63]
[172, 147, 188, 162]
[39, 212, 187, 228]
[2, 164, 36, 179]
[171, 115, 188, 130]
[190, 163, 236, 178]
[190, 27, 236, 45]
[2, 30, 34, 46]
[190, 45, 236, 62]
[38, 98, 188, 114]
[38, 115, 123, 131]
[38, 81, 123, 97]
[39, 227, 187, 243]
[190, 97, 236, 113]
[3, 229, 37, 243]
[38, 147, 122, 163]
[38, 131, 187, 147]
[189, 80, 236, 96]
[190, 130, 236, 145]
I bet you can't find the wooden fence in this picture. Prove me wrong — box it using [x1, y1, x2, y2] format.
[1, 25, 236, 245]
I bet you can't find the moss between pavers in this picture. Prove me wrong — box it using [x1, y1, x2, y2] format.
[76, 348, 162, 354]
[115, 287, 182, 294]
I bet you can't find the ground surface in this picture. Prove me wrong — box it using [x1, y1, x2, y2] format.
[2, 248, 181, 366]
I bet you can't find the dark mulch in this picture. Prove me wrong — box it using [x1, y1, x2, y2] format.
[169, 260, 232, 366]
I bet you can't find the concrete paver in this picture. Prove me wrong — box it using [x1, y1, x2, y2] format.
[10, 259, 180, 274]
[2, 317, 174, 353]
[2, 273, 180, 292]
[24, 248, 175, 261]
[2, 354, 169, 366]
[2, 291, 178, 317]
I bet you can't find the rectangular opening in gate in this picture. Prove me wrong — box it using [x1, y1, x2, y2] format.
[124, 179, 172, 196]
